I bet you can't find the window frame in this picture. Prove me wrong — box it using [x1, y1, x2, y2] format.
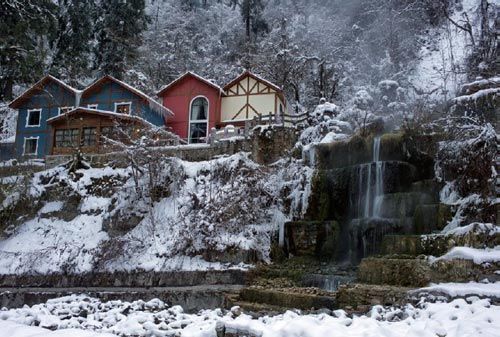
[54, 128, 80, 148]
[26, 109, 42, 128]
[81, 127, 97, 147]
[22, 136, 39, 156]
[58, 106, 74, 115]
[114, 102, 132, 115]
[188, 96, 209, 144]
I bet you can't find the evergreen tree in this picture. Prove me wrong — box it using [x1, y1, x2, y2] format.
[95, 0, 149, 80]
[0, 0, 56, 100]
[50, 0, 97, 85]
[239, 0, 268, 41]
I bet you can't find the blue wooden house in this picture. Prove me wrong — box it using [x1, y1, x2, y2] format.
[8, 75, 172, 158]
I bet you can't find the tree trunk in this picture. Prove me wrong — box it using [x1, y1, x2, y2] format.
[0, 77, 13, 101]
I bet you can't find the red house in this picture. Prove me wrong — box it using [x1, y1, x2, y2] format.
[157, 72, 225, 143]
[158, 71, 287, 143]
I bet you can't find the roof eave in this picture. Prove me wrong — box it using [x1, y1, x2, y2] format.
[157, 72, 224, 97]
[9, 75, 78, 109]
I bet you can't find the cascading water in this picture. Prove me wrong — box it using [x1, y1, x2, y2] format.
[356, 136, 384, 218]
[373, 137, 384, 218]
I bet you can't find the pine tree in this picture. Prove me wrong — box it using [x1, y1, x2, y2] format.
[50, 0, 97, 85]
[0, 0, 56, 100]
[95, 0, 149, 80]
[239, 0, 268, 41]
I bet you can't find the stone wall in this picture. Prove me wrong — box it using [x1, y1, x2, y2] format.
[0, 270, 248, 288]
[251, 126, 299, 164]
[45, 138, 253, 168]
[0, 162, 46, 178]
[42, 127, 298, 168]
[0, 285, 242, 312]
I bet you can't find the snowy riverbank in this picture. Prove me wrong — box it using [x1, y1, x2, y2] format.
[1, 288, 500, 337]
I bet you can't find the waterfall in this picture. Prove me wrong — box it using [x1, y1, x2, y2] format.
[357, 136, 384, 218]
[373, 137, 384, 218]
[363, 163, 371, 217]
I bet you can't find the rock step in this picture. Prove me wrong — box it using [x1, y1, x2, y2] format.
[381, 226, 500, 256]
[357, 257, 500, 287]
[408, 284, 500, 305]
[237, 287, 336, 311]
[229, 300, 289, 316]
[413, 203, 452, 234]
[336, 283, 411, 311]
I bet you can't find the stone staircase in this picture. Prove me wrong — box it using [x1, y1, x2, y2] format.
[229, 223, 499, 314]
[227, 287, 336, 314]
[338, 223, 500, 309]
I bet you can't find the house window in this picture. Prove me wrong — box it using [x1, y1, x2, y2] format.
[58, 106, 74, 115]
[55, 129, 79, 148]
[115, 102, 131, 114]
[26, 109, 41, 127]
[23, 137, 38, 155]
[82, 127, 97, 146]
[87, 104, 98, 109]
[189, 97, 208, 143]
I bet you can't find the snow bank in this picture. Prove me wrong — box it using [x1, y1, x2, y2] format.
[0, 320, 115, 337]
[445, 222, 500, 237]
[417, 281, 500, 298]
[0, 215, 109, 274]
[431, 246, 500, 265]
[298, 102, 353, 146]
[1, 295, 500, 337]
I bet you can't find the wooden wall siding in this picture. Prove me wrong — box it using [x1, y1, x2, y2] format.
[160, 75, 221, 140]
[15, 81, 76, 158]
[80, 81, 164, 127]
[221, 75, 283, 123]
[50, 112, 143, 155]
[12, 76, 167, 159]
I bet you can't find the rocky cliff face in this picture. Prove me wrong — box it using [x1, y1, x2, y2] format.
[289, 132, 448, 264]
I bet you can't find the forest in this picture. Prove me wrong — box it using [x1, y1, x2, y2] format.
[1, 0, 496, 110]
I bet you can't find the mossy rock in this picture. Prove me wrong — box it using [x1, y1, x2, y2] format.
[357, 257, 431, 287]
[430, 259, 500, 283]
[284, 221, 340, 260]
[239, 288, 336, 310]
[336, 283, 411, 309]
[314, 134, 371, 170]
[270, 242, 287, 263]
[381, 235, 426, 256]
[306, 169, 350, 221]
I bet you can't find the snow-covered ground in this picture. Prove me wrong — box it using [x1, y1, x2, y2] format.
[417, 281, 500, 298]
[431, 246, 500, 264]
[0, 293, 499, 337]
[410, 0, 480, 100]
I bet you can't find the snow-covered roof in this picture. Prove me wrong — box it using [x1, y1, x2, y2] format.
[157, 71, 225, 96]
[46, 107, 155, 127]
[82, 75, 173, 118]
[9, 75, 81, 109]
[223, 70, 283, 93]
